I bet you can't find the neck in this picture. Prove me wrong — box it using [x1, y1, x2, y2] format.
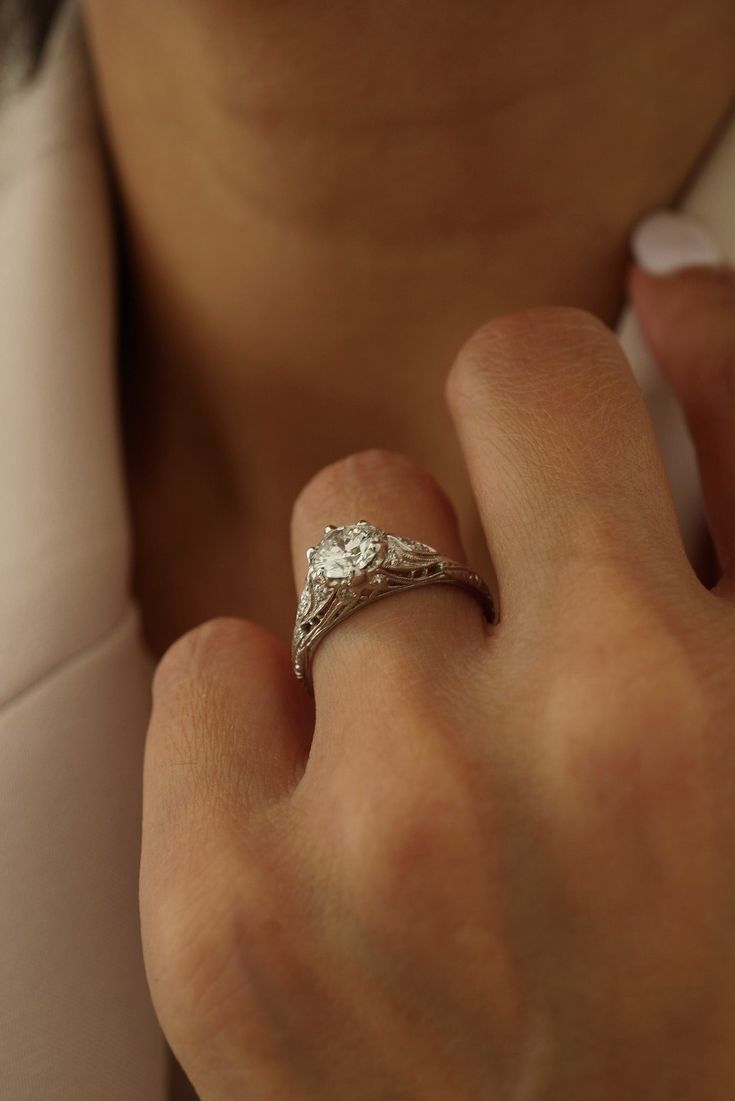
[83, 0, 735, 647]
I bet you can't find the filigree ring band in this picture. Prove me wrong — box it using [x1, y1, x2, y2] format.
[292, 521, 496, 692]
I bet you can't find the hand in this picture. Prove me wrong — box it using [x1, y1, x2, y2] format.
[139, 270, 735, 1100]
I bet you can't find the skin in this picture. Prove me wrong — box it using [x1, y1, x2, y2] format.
[81, 0, 735, 649]
[140, 283, 735, 1099]
[78, 2, 735, 1097]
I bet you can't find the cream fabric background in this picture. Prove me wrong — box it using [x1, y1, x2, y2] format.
[0, 9, 167, 1100]
[0, 7, 733, 1100]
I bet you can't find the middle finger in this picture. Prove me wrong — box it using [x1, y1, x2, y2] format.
[446, 307, 698, 628]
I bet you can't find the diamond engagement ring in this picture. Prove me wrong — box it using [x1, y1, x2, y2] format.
[292, 521, 496, 692]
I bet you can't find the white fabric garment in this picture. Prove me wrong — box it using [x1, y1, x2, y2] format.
[0, 10, 166, 1101]
[0, 8, 733, 1100]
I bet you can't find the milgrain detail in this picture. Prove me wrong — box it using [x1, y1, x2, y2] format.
[0, 0, 63, 94]
[292, 522, 496, 691]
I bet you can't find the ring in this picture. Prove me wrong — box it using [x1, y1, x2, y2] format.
[292, 521, 496, 692]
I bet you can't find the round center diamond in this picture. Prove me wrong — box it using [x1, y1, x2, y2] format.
[312, 524, 386, 583]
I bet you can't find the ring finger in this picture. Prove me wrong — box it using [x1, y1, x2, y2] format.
[290, 448, 493, 724]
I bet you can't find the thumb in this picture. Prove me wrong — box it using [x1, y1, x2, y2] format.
[629, 211, 735, 592]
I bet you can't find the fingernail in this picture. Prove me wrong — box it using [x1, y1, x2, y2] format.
[631, 211, 723, 276]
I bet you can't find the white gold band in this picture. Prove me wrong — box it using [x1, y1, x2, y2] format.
[292, 522, 496, 692]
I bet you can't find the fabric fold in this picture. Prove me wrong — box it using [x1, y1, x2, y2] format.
[0, 7, 167, 1099]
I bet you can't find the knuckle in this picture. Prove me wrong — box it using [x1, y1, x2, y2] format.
[293, 448, 453, 531]
[546, 507, 688, 602]
[560, 511, 656, 582]
[530, 630, 727, 988]
[142, 844, 239, 1032]
[445, 317, 504, 413]
[546, 674, 717, 848]
[446, 307, 620, 415]
[153, 617, 270, 699]
[486, 305, 614, 356]
[359, 800, 439, 907]
[345, 768, 479, 916]
[148, 617, 281, 821]
[540, 599, 716, 776]
[144, 847, 294, 1064]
